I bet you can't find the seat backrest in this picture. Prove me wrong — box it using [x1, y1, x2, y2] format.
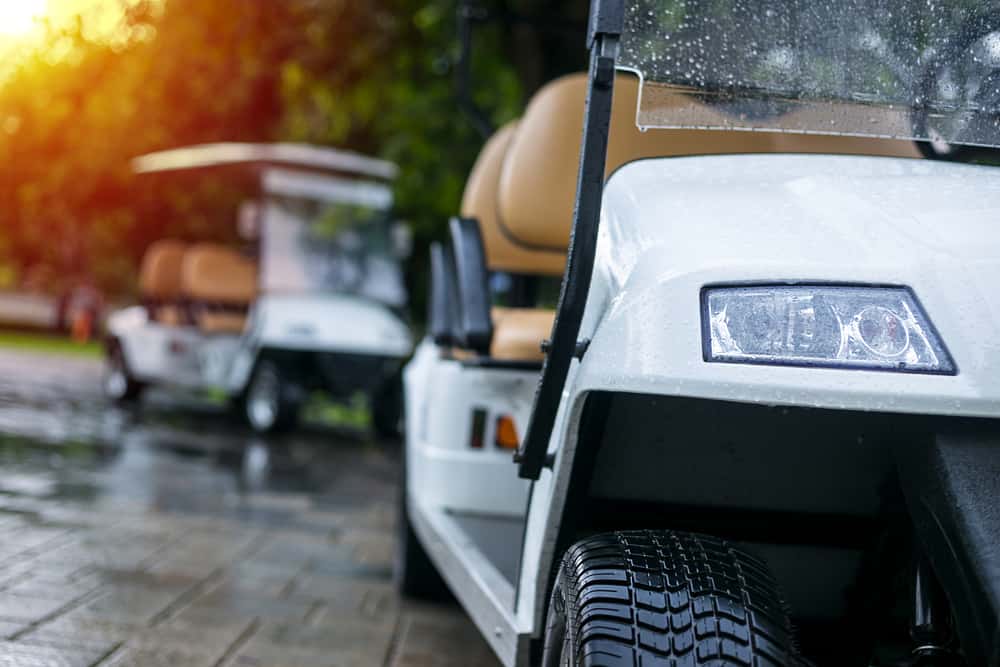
[496, 73, 921, 255]
[139, 239, 188, 301]
[460, 122, 566, 277]
[180, 243, 257, 306]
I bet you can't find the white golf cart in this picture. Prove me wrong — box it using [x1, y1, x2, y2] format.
[400, 1, 1000, 665]
[104, 143, 413, 435]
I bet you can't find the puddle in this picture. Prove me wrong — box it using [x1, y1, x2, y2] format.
[0, 353, 398, 530]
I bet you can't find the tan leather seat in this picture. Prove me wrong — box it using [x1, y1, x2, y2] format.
[490, 307, 555, 362]
[139, 240, 188, 324]
[460, 127, 560, 361]
[180, 243, 257, 334]
[461, 123, 566, 277]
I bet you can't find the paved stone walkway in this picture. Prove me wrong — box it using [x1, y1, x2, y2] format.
[0, 349, 501, 666]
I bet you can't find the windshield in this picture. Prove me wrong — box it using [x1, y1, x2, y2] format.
[620, 0, 1000, 148]
[260, 195, 406, 308]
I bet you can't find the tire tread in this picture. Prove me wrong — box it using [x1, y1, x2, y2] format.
[559, 530, 803, 667]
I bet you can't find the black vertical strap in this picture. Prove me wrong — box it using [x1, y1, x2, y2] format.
[516, 0, 623, 480]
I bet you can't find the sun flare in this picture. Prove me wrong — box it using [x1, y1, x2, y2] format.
[0, 0, 49, 38]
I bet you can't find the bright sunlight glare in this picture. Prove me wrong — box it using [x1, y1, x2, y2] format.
[0, 0, 49, 37]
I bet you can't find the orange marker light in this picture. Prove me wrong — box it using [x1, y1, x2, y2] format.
[495, 415, 520, 450]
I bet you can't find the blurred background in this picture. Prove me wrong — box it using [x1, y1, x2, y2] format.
[0, 0, 588, 329]
[0, 3, 592, 664]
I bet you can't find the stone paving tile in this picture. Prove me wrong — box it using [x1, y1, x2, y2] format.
[294, 576, 399, 621]
[225, 635, 376, 667]
[1, 574, 101, 601]
[70, 580, 192, 625]
[0, 593, 79, 623]
[175, 584, 318, 625]
[0, 639, 111, 667]
[101, 644, 218, 667]
[0, 621, 25, 640]
[22, 615, 145, 652]
[389, 604, 500, 667]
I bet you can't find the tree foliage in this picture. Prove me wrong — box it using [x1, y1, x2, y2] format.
[0, 0, 585, 305]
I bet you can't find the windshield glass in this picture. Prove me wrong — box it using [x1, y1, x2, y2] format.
[260, 195, 406, 308]
[620, 0, 1000, 148]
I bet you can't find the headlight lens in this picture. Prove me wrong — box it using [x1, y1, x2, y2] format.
[703, 286, 955, 374]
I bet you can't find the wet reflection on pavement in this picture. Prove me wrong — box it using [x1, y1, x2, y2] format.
[0, 349, 499, 666]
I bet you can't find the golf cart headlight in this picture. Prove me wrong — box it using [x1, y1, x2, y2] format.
[703, 286, 955, 374]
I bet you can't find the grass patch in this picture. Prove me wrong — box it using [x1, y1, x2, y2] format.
[302, 392, 371, 431]
[0, 331, 102, 358]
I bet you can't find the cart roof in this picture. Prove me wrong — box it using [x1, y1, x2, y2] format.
[133, 143, 398, 181]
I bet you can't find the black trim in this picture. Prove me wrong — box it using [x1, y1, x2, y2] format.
[581, 500, 881, 550]
[429, 242, 459, 347]
[459, 358, 543, 372]
[449, 217, 493, 354]
[698, 282, 958, 376]
[896, 427, 1000, 666]
[456, 2, 494, 139]
[587, 0, 624, 47]
[517, 26, 621, 480]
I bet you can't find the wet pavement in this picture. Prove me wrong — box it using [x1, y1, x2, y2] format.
[0, 349, 500, 666]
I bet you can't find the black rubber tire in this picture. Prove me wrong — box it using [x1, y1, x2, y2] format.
[542, 530, 805, 667]
[395, 455, 451, 601]
[104, 343, 144, 404]
[372, 377, 403, 440]
[243, 359, 299, 434]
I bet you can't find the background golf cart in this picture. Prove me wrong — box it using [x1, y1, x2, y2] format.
[401, 1, 1000, 666]
[105, 143, 413, 435]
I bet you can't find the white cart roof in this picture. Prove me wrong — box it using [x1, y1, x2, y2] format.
[133, 142, 398, 181]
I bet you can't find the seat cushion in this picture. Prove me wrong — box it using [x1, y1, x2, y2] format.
[181, 244, 257, 305]
[196, 310, 247, 335]
[155, 304, 187, 327]
[490, 308, 555, 362]
[140, 240, 188, 300]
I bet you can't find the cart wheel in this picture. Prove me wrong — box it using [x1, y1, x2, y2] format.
[244, 360, 298, 434]
[542, 530, 805, 667]
[104, 344, 144, 404]
[395, 456, 451, 601]
[372, 377, 403, 440]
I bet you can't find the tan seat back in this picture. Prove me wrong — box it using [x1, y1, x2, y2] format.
[139, 240, 188, 301]
[497, 73, 921, 254]
[181, 244, 257, 334]
[181, 244, 257, 305]
[461, 122, 566, 277]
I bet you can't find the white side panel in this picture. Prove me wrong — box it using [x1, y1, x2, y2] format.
[252, 294, 411, 357]
[404, 339, 532, 516]
[407, 498, 527, 667]
[108, 306, 241, 390]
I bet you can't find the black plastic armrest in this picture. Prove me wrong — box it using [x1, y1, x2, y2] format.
[449, 217, 493, 355]
[429, 242, 459, 346]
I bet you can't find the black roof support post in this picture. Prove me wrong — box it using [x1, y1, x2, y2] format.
[516, 0, 625, 480]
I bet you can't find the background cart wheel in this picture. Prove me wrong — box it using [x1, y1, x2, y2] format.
[243, 359, 299, 434]
[542, 530, 805, 667]
[104, 343, 144, 404]
[372, 376, 403, 439]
